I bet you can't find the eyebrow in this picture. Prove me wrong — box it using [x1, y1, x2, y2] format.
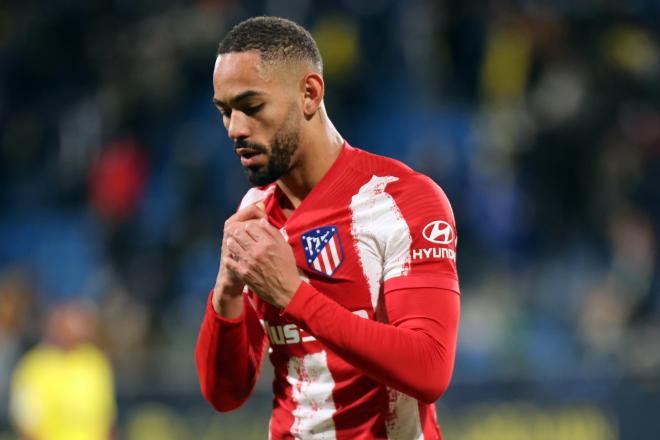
[213, 90, 265, 107]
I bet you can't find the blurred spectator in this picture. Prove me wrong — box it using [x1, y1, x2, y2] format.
[88, 139, 149, 224]
[9, 300, 116, 440]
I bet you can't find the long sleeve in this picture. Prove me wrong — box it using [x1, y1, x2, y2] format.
[282, 282, 460, 404]
[195, 292, 268, 412]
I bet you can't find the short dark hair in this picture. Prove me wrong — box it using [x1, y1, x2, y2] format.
[217, 16, 323, 73]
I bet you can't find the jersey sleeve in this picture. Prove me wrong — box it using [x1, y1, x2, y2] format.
[195, 291, 268, 412]
[383, 174, 459, 294]
[194, 187, 273, 412]
[282, 283, 459, 404]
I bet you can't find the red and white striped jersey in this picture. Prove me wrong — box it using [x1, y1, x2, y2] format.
[196, 142, 460, 439]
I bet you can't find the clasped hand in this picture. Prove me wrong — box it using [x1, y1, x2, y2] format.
[224, 216, 301, 309]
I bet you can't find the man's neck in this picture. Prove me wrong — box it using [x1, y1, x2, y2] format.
[277, 122, 343, 210]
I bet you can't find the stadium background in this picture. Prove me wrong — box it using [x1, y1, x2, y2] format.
[1, 0, 659, 438]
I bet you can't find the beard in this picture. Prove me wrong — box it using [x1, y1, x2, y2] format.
[236, 113, 300, 187]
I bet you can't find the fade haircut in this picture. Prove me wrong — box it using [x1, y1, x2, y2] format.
[217, 16, 323, 73]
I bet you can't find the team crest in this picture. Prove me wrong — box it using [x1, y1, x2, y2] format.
[301, 226, 344, 277]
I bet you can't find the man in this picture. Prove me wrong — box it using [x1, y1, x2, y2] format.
[195, 16, 460, 439]
[10, 301, 116, 440]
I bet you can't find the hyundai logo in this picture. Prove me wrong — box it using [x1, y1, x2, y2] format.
[422, 220, 454, 245]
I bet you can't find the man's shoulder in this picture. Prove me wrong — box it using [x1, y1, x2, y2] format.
[13, 344, 59, 379]
[349, 146, 442, 196]
[349, 146, 413, 175]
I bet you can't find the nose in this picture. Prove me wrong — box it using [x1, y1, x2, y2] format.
[227, 111, 251, 141]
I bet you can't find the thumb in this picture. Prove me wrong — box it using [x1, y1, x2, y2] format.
[234, 201, 267, 221]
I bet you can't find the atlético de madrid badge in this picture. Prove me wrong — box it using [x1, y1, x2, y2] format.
[301, 226, 344, 277]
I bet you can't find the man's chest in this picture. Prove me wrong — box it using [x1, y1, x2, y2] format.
[286, 205, 379, 310]
[251, 203, 384, 352]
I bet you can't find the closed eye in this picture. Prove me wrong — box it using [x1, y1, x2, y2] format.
[243, 104, 263, 116]
[217, 105, 262, 119]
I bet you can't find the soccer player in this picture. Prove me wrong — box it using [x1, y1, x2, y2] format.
[195, 16, 460, 439]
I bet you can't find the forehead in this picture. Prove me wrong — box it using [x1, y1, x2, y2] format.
[213, 51, 274, 99]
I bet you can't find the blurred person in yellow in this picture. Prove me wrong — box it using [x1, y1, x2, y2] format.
[9, 300, 116, 440]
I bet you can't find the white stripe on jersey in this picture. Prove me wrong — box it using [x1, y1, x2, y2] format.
[385, 388, 424, 440]
[320, 247, 333, 276]
[287, 351, 337, 439]
[349, 175, 413, 311]
[238, 185, 276, 210]
[328, 236, 341, 266]
[350, 176, 424, 438]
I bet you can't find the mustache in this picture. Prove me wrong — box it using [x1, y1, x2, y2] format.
[234, 139, 267, 154]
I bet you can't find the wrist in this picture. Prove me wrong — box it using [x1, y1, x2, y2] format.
[212, 285, 244, 318]
[278, 278, 302, 309]
[214, 277, 244, 298]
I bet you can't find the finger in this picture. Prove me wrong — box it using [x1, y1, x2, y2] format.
[233, 202, 267, 222]
[258, 218, 284, 240]
[224, 255, 243, 276]
[242, 219, 271, 242]
[230, 226, 258, 250]
[226, 236, 247, 260]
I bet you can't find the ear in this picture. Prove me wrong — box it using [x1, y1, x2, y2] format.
[301, 72, 324, 118]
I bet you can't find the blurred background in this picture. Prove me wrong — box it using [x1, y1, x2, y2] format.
[1, 0, 659, 439]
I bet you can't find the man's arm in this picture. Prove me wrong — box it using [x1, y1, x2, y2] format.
[224, 177, 460, 403]
[281, 282, 459, 403]
[225, 219, 459, 403]
[195, 292, 268, 411]
[195, 199, 269, 411]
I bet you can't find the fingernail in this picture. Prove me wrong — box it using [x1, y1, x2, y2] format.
[256, 202, 265, 211]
